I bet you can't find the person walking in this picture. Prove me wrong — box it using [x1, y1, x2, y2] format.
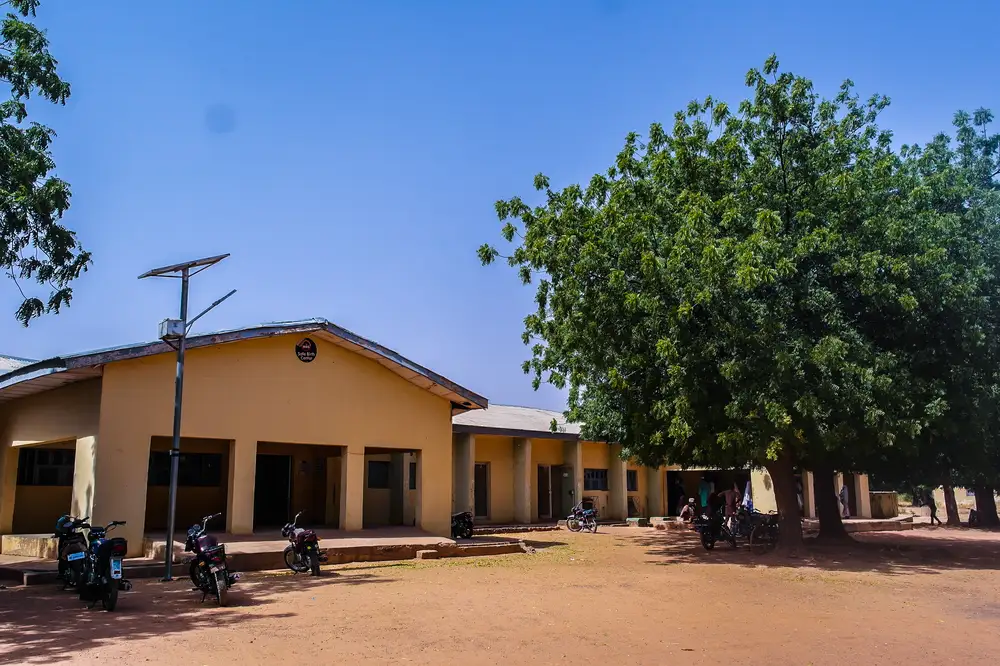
[926, 490, 943, 526]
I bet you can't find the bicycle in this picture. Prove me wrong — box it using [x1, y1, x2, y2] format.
[748, 512, 780, 555]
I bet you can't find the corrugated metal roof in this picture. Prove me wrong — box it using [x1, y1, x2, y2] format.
[0, 354, 34, 374]
[452, 404, 581, 439]
[0, 318, 488, 411]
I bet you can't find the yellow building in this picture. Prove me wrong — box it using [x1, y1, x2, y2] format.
[0, 324, 876, 559]
[0, 320, 487, 555]
[452, 405, 874, 523]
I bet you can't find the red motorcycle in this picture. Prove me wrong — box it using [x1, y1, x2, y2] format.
[281, 511, 328, 576]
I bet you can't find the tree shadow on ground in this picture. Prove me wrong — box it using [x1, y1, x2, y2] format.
[0, 568, 392, 665]
[629, 526, 1000, 576]
[521, 539, 568, 551]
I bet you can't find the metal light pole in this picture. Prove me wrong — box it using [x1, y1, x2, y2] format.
[139, 254, 234, 580]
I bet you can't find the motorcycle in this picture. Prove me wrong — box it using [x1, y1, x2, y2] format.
[53, 514, 89, 589]
[185, 512, 240, 606]
[281, 511, 328, 575]
[78, 519, 132, 611]
[566, 503, 598, 533]
[451, 511, 474, 539]
[693, 507, 734, 550]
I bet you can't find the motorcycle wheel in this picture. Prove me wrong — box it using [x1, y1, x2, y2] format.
[214, 571, 228, 606]
[701, 531, 716, 551]
[283, 545, 309, 573]
[189, 560, 203, 588]
[566, 518, 582, 533]
[309, 552, 321, 576]
[101, 575, 119, 611]
[70, 562, 84, 588]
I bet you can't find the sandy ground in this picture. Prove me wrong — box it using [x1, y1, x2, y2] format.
[2, 525, 999, 665]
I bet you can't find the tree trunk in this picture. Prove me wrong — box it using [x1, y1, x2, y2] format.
[973, 486, 1000, 527]
[812, 464, 849, 540]
[942, 485, 961, 526]
[764, 449, 803, 554]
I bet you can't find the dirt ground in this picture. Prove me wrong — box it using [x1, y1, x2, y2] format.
[2, 525, 999, 665]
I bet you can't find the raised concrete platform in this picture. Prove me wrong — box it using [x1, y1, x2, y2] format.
[0, 527, 527, 586]
[474, 523, 561, 535]
[803, 515, 914, 533]
[1, 533, 59, 559]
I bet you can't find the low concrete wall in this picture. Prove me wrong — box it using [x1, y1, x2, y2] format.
[1, 534, 58, 559]
[870, 491, 899, 519]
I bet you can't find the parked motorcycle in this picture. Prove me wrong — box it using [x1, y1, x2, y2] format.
[53, 514, 89, 589]
[78, 519, 132, 611]
[693, 507, 732, 550]
[566, 503, 598, 533]
[185, 512, 240, 606]
[451, 511, 474, 539]
[281, 511, 328, 575]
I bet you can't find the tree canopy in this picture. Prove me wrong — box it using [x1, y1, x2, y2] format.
[0, 0, 89, 326]
[480, 56, 1000, 543]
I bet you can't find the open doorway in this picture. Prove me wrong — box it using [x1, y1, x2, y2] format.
[254, 454, 291, 528]
[536, 464, 551, 520]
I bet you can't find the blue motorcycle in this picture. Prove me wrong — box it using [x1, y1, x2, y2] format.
[566, 503, 598, 533]
[78, 519, 132, 611]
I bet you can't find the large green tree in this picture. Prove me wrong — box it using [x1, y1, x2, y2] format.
[480, 57, 965, 549]
[0, 0, 89, 325]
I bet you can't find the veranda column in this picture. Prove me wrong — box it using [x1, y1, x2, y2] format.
[452, 433, 475, 514]
[802, 471, 817, 519]
[854, 473, 872, 518]
[71, 436, 98, 519]
[608, 444, 628, 520]
[513, 438, 532, 523]
[646, 467, 664, 517]
[0, 446, 18, 536]
[226, 438, 257, 534]
[340, 444, 365, 531]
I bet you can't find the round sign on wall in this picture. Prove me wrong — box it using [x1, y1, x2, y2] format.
[295, 337, 317, 363]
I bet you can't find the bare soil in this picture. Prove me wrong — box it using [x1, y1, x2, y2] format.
[2, 525, 999, 665]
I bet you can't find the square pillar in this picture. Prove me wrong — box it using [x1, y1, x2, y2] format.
[608, 444, 627, 520]
[452, 433, 475, 514]
[416, 445, 452, 537]
[0, 446, 19, 538]
[854, 473, 872, 518]
[324, 455, 340, 527]
[833, 471, 845, 516]
[513, 438, 532, 524]
[91, 425, 151, 558]
[562, 440, 583, 514]
[226, 439, 257, 534]
[71, 436, 98, 519]
[389, 452, 405, 525]
[750, 468, 777, 513]
[802, 471, 817, 519]
[646, 467, 664, 517]
[341, 445, 365, 531]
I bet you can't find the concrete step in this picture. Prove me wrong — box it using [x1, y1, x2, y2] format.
[0, 540, 528, 586]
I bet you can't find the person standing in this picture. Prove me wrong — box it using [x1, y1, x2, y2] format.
[698, 476, 712, 517]
[926, 490, 943, 526]
[720, 482, 742, 532]
[839, 484, 851, 519]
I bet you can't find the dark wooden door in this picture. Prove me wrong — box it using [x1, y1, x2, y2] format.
[537, 465, 551, 519]
[474, 463, 489, 518]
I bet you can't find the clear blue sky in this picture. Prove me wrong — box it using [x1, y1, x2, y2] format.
[2, 0, 997, 411]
